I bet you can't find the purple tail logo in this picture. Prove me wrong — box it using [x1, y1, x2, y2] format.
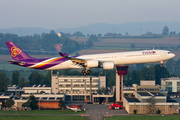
[11, 47, 21, 57]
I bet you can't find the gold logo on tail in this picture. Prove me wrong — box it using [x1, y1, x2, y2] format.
[11, 47, 21, 57]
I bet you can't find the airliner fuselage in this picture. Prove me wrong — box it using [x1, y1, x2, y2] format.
[5, 41, 175, 75]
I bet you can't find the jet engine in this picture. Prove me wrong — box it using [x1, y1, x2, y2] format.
[86, 60, 99, 67]
[102, 62, 114, 69]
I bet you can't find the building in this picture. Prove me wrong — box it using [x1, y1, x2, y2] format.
[20, 93, 65, 109]
[123, 92, 179, 114]
[51, 76, 106, 94]
[51, 75, 107, 102]
[7, 85, 24, 95]
[23, 84, 51, 93]
[0, 93, 14, 108]
[12, 97, 29, 108]
[123, 80, 179, 114]
[161, 77, 180, 92]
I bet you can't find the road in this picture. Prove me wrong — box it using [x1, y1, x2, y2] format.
[82, 104, 128, 120]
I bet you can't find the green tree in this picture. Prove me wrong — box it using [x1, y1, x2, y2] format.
[28, 72, 40, 85]
[19, 77, 25, 87]
[162, 26, 169, 35]
[5, 99, 14, 107]
[131, 43, 136, 49]
[97, 87, 107, 94]
[0, 72, 9, 92]
[58, 99, 65, 110]
[45, 71, 51, 85]
[27, 95, 37, 110]
[166, 59, 175, 73]
[29, 72, 49, 85]
[73, 31, 83, 37]
[22, 102, 28, 107]
[50, 30, 56, 35]
[89, 34, 98, 42]
[154, 64, 170, 85]
[11, 71, 20, 85]
[86, 39, 94, 48]
[98, 33, 102, 37]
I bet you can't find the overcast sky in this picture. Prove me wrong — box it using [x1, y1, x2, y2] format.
[0, 0, 180, 29]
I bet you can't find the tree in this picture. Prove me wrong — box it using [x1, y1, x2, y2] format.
[19, 77, 25, 87]
[28, 72, 40, 85]
[89, 34, 98, 42]
[131, 43, 136, 49]
[28, 72, 49, 85]
[50, 30, 56, 35]
[0, 72, 9, 92]
[86, 39, 94, 48]
[97, 87, 108, 94]
[27, 95, 37, 110]
[162, 26, 169, 35]
[45, 71, 51, 85]
[58, 99, 65, 110]
[5, 99, 14, 107]
[73, 31, 83, 37]
[11, 71, 20, 85]
[98, 33, 102, 37]
[22, 102, 28, 107]
[154, 64, 170, 85]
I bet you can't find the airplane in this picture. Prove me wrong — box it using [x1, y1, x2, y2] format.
[66, 106, 81, 112]
[5, 41, 175, 75]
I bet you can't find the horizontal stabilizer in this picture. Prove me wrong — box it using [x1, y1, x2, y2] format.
[7, 60, 24, 65]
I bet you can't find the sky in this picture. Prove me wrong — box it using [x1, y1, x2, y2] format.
[0, 0, 180, 29]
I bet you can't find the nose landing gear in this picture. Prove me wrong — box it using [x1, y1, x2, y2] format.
[160, 61, 163, 67]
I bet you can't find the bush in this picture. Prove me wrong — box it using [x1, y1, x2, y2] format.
[156, 109, 161, 114]
[5, 99, 14, 107]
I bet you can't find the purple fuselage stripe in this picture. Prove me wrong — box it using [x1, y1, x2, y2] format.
[11, 57, 69, 70]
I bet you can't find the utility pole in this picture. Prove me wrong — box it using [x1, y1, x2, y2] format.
[90, 77, 92, 103]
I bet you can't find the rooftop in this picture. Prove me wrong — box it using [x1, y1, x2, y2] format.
[137, 92, 152, 96]
[162, 77, 180, 80]
[24, 84, 51, 87]
[125, 97, 140, 102]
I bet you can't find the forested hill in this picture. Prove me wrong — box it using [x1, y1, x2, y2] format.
[0, 31, 83, 55]
[0, 21, 180, 36]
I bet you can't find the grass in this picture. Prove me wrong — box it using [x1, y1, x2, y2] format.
[105, 116, 180, 120]
[0, 109, 86, 115]
[0, 115, 88, 120]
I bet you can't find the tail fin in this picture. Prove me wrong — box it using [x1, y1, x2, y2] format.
[5, 41, 34, 61]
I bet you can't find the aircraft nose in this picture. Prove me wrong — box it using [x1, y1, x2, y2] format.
[171, 53, 175, 58]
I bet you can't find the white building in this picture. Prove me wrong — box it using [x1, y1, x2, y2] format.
[161, 77, 180, 92]
[51, 75, 106, 94]
[23, 84, 51, 93]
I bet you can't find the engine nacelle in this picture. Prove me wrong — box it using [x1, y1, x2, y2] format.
[86, 60, 99, 67]
[102, 62, 114, 69]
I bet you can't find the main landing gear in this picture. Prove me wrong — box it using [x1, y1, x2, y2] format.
[82, 70, 91, 76]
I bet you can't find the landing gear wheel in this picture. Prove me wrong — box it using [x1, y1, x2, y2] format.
[82, 70, 87, 76]
[82, 70, 85, 73]
[83, 72, 87, 76]
[87, 70, 91, 74]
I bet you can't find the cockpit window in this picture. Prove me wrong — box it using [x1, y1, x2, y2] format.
[168, 52, 171, 54]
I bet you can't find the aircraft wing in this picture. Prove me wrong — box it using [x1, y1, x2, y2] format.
[59, 52, 88, 67]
